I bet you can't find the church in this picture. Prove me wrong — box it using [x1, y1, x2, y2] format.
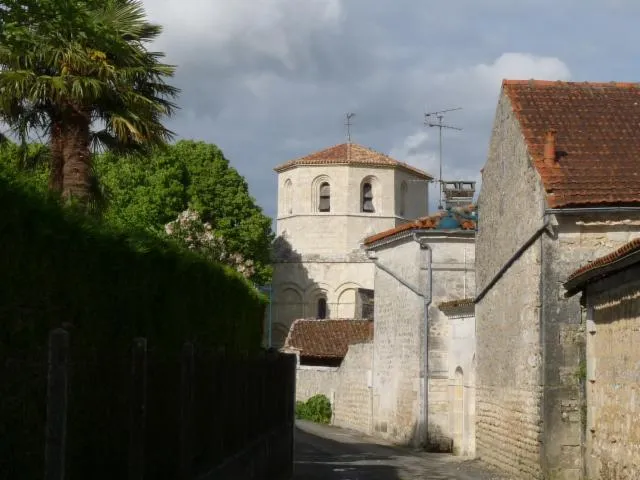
[270, 142, 432, 346]
[272, 140, 478, 453]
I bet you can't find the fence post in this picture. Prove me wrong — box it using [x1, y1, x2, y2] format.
[44, 328, 69, 480]
[289, 353, 296, 476]
[129, 337, 147, 480]
[180, 342, 195, 480]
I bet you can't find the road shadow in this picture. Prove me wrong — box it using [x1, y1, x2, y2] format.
[293, 425, 403, 480]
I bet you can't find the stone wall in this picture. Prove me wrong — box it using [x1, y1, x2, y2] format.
[294, 342, 373, 434]
[583, 264, 640, 480]
[542, 217, 640, 479]
[332, 342, 374, 433]
[295, 365, 339, 403]
[371, 239, 425, 446]
[447, 310, 476, 457]
[370, 233, 475, 449]
[477, 89, 640, 480]
[475, 91, 547, 479]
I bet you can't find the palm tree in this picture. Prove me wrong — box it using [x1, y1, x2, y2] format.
[0, 0, 179, 205]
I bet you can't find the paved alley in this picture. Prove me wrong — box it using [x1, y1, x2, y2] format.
[293, 421, 506, 480]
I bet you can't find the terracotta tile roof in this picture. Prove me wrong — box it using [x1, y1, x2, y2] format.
[363, 205, 477, 245]
[283, 319, 373, 359]
[565, 238, 640, 295]
[274, 143, 432, 180]
[438, 298, 475, 310]
[503, 80, 640, 208]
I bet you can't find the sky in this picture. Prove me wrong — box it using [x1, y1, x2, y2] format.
[142, 0, 640, 220]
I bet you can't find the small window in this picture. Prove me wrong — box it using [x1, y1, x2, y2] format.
[400, 181, 408, 216]
[283, 179, 293, 214]
[362, 182, 374, 212]
[317, 298, 327, 319]
[319, 182, 330, 212]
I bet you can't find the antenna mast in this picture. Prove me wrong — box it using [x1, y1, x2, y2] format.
[345, 113, 355, 143]
[425, 107, 462, 210]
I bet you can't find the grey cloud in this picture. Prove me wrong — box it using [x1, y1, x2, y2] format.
[143, 0, 640, 220]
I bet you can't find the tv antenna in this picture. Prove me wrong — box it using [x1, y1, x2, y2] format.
[425, 107, 462, 209]
[345, 113, 356, 143]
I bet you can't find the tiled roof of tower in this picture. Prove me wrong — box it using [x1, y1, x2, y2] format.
[283, 319, 373, 359]
[363, 205, 477, 246]
[503, 80, 640, 208]
[564, 238, 640, 296]
[274, 143, 432, 180]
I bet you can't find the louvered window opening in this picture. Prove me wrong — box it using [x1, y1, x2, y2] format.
[362, 183, 374, 212]
[319, 182, 331, 212]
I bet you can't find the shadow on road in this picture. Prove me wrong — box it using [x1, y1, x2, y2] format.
[293, 425, 404, 480]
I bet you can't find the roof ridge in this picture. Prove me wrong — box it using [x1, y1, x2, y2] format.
[273, 142, 433, 179]
[503, 79, 640, 88]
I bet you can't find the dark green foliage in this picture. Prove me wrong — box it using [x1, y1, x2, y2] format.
[0, 170, 266, 479]
[95, 140, 274, 283]
[295, 394, 332, 424]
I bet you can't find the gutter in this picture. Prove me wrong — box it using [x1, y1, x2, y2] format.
[545, 207, 640, 215]
[475, 218, 551, 304]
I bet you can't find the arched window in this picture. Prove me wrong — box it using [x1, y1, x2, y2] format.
[318, 182, 330, 212]
[362, 182, 374, 212]
[399, 181, 408, 216]
[317, 298, 327, 319]
[283, 179, 293, 215]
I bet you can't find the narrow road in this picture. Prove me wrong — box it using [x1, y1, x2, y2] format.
[293, 420, 506, 480]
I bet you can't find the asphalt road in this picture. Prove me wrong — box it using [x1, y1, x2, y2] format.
[293, 420, 507, 480]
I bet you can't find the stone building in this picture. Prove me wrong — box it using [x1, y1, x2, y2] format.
[439, 298, 476, 456]
[362, 185, 476, 451]
[270, 142, 431, 346]
[282, 318, 374, 432]
[281, 180, 477, 452]
[564, 239, 640, 480]
[476, 80, 640, 479]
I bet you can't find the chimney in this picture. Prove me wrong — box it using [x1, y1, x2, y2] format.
[442, 181, 476, 210]
[543, 129, 557, 166]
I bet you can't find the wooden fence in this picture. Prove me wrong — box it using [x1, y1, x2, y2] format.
[1, 328, 296, 480]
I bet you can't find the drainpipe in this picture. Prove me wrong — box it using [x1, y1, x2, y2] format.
[364, 234, 433, 447]
[413, 234, 433, 448]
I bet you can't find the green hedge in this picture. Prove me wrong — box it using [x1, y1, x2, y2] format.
[0, 171, 266, 352]
[0, 171, 266, 479]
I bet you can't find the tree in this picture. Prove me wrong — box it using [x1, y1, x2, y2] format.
[164, 209, 256, 280]
[0, 0, 179, 205]
[96, 140, 274, 283]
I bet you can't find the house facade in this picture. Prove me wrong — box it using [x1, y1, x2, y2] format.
[564, 239, 640, 480]
[439, 298, 476, 456]
[270, 142, 431, 346]
[476, 80, 640, 479]
[362, 186, 476, 451]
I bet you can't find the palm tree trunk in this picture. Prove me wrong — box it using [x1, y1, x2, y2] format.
[48, 121, 64, 193]
[61, 109, 92, 205]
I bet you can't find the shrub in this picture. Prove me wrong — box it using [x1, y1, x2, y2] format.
[295, 394, 332, 424]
